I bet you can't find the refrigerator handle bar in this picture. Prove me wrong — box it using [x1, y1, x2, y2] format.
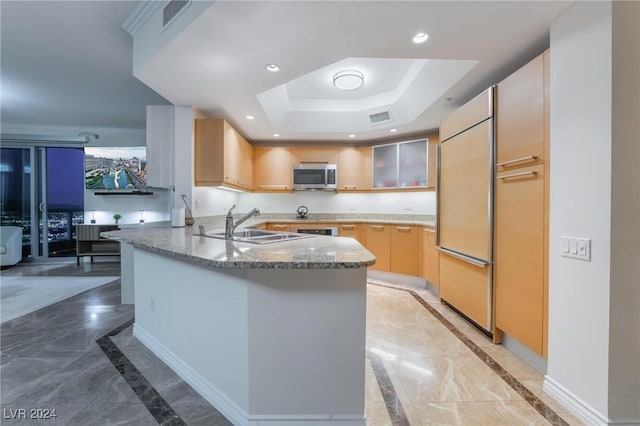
[437, 247, 490, 268]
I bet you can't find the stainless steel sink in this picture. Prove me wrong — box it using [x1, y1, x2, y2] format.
[197, 229, 314, 244]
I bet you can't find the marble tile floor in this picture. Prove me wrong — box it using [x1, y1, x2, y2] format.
[0, 260, 585, 425]
[1, 276, 120, 323]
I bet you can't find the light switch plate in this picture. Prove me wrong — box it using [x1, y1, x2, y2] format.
[561, 236, 591, 261]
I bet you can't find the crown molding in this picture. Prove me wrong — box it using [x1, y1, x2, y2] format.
[122, 1, 164, 36]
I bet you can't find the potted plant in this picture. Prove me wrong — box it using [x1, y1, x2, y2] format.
[113, 213, 122, 225]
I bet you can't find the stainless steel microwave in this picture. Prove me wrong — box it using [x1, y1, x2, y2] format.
[292, 164, 337, 191]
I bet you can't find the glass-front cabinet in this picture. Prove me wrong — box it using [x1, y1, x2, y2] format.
[372, 139, 428, 189]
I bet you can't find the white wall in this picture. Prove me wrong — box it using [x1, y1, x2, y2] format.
[235, 190, 436, 216]
[84, 190, 170, 225]
[547, 2, 640, 423]
[192, 186, 239, 217]
[548, 2, 612, 415]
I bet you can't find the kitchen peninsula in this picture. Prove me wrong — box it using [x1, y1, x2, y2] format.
[103, 226, 375, 426]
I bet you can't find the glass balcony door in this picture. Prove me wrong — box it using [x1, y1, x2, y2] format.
[38, 147, 85, 257]
[1, 145, 84, 259]
[0, 147, 32, 258]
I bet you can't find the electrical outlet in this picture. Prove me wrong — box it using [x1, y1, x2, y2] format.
[561, 236, 591, 261]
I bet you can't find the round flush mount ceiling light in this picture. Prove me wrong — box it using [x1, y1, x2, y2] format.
[412, 32, 430, 44]
[348, 134, 356, 138]
[333, 70, 364, 90]
[390, 128, 398, 133]
[273, 133, 280, 137]
[245, 115, 255, 120]
[265, 64, 280, 72]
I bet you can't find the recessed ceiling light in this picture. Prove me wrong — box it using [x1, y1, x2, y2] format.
[333, 70, 364, 91]
[265, 64, 280, 72]
[245, 115, 255, 120]
[390, 128, 398, 133]
[348, 134, 356, 138]
[273, 133, 280, 137]
[412, 32, 430, 44]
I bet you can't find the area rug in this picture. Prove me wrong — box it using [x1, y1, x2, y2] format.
[0, 276, 119, 323]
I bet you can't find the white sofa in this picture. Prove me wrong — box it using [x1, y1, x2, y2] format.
[1, 226, 23, 267]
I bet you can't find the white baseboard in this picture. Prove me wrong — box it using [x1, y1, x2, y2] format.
[544, 375, 612, 426]
[133, 324, 366, 426]
[133, 324, 248, 425]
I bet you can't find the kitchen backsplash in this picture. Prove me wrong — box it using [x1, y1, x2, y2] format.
[235, 191, 436, 216]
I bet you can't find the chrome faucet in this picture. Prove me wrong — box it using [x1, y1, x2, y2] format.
[225, 205, 261, 239]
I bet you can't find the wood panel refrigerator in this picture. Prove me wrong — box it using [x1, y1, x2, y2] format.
[437, 87, 495, 333]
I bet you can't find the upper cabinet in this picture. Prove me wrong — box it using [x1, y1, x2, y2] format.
[337, 147, 371, 191]
[253, 146, 292, 191]
[373, 139, 429, 189]
[146, 105, 192, 188]
[290, 146, 339, 164]
[496, 53, 545, 169]
[194, 119, 253, 190]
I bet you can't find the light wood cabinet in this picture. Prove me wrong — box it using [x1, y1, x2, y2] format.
[291, 146, 339, 164]
[390, 225, 419, 276]
[338, 223, 365, 245]
[419, 227, 439, 288]
[267, 223, 290, 232]
[194, 119, 253, 190]
[338, 147, 371, 191]
[440, 253, 491, 329]
[365, 224, 390, 272]
[495, 164, 545, 354]
[497, 53, 545, 169]
[253, 146, 292, 191]
[440, 89, 492, 141]
[439, 120, 492, 261]
[372, 140, 428, 189]
[494, 50, 549, 357]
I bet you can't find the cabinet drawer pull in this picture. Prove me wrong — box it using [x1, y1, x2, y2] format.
[371, 225, 385, 230]
[341, 225, 355, 229]
[272, 224, 288, 229]
[396, 226, 411, 231]
[343, 185, 357, 190]
[496, 155, 537, 167]
[423, 228, 435, 233]
[497, 171, 538, 180]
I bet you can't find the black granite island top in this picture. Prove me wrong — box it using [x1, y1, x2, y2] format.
[102, 226, 375, 270]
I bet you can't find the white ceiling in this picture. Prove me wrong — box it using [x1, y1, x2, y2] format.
[1, 1, 572, 142]
[135, 0, 572, 142]
[0, 1, 169, 130]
